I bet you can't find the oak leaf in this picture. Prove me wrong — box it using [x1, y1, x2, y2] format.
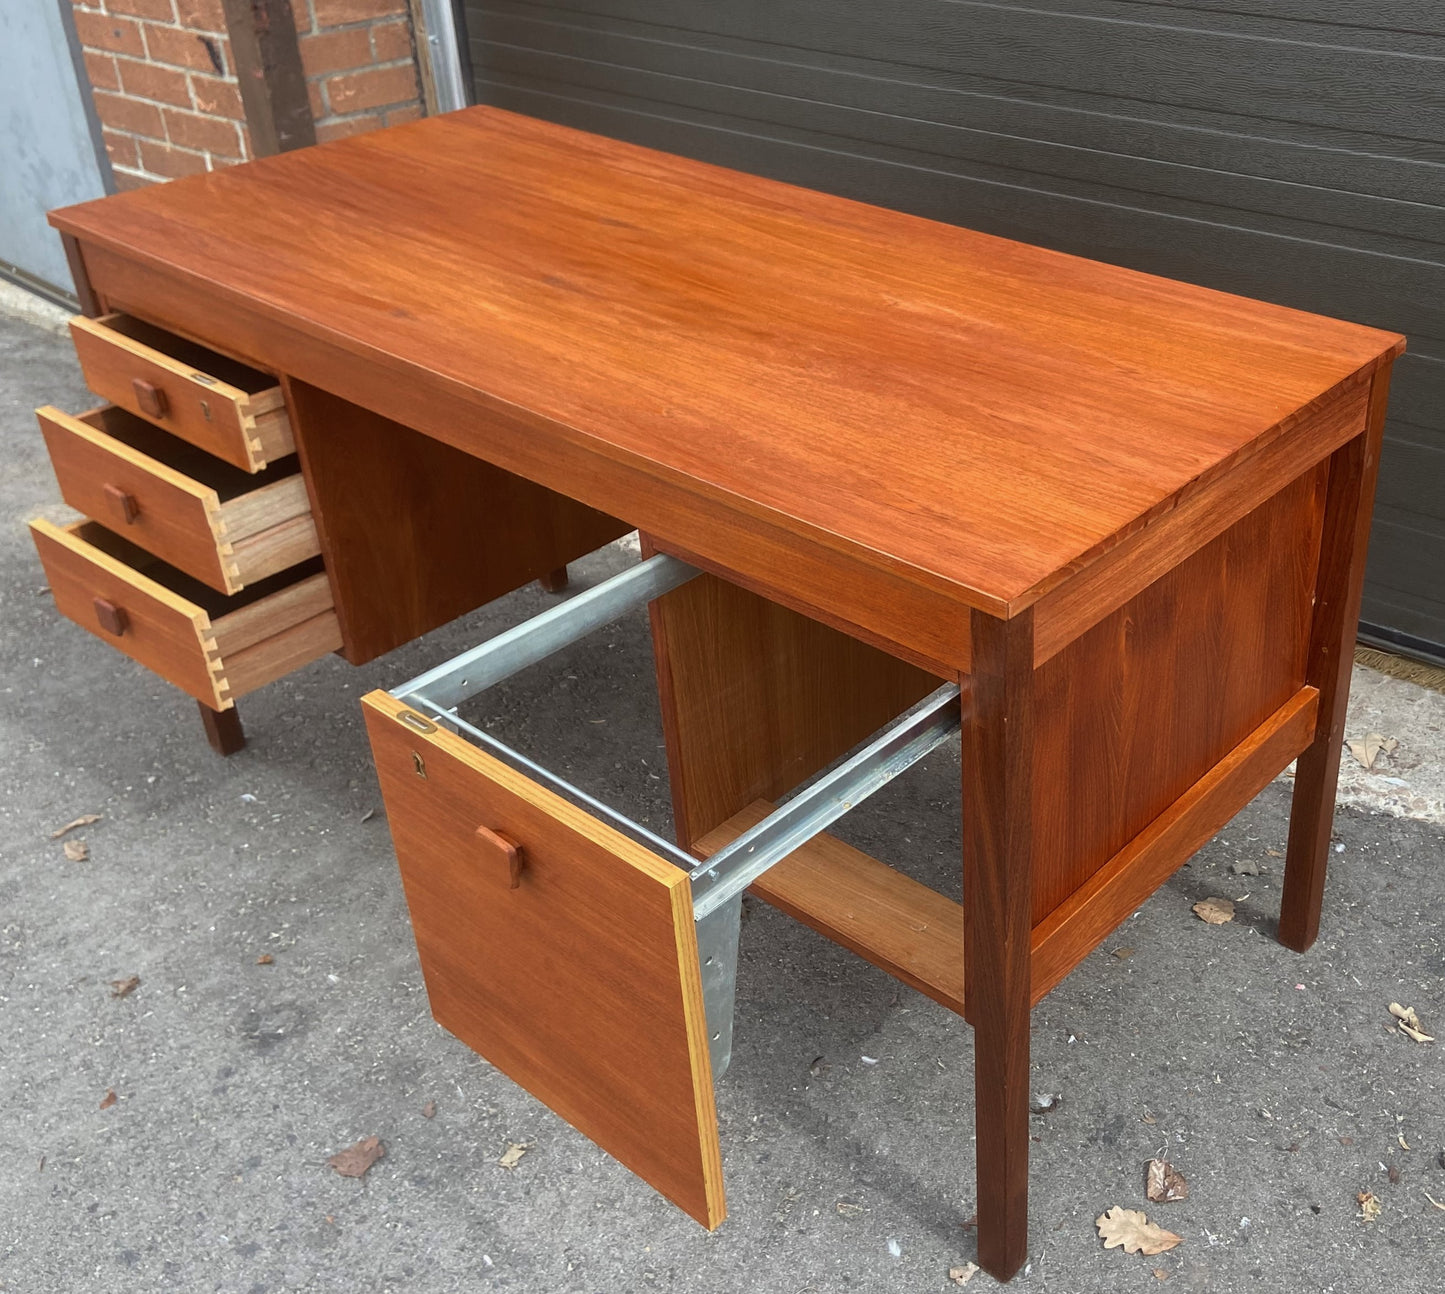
[1096, 1206, 1183, 1256]
[1193, 897, 1234, 925]
[1347, 733, 1396, 770]
[328, 1135, 384, 1179]
[498, 1140, 532, 1169]
[63, 839, 88, 861]
[1389, 1003, 1434, 1043]
[1145, 1158, 1189, 1203]
[51, 814, 101, 839]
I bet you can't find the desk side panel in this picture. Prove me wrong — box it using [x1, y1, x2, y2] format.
[281, 379, 627, 664]
[1030, 462, 1327, 924]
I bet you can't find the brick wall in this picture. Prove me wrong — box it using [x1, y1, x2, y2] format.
[299, 1, 425, 143]
[69, 0, 426, 189]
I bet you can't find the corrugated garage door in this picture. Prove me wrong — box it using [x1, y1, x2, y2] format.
[462, 1, 1445, 662]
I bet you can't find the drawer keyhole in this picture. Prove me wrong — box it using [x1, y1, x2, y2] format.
[93, 597, 129, 637]
[103, 483, 140, 525]
[131, 377, 169, 419]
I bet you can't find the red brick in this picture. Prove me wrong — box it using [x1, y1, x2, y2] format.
[163, 107, 242, 156]
[72, 11, 144, 56]
[118, 57, 193, 106]
[300, 27, 371, 76]
[112, 168, 154, 192]
[105, 0, 176, 19]
[91, 90, 166, 139]
[102, 130, 139, 168]
[325, 62, 417, 113]
[308, 80, 327, 119]
[370, 20, 413, 63]
[312, 0, 407, 24]
[315, 113, 384, 144]
[384, 104, 423, 127]
[143, 23, 219, 72]
[82, 51, 120, 91]
[190, 74, 244, 120]
[138, 138, 210, 178]
[173, 0, 226, 29]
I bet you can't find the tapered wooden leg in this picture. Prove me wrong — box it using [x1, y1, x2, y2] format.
[198, 701, 246, 756]
[963, 608, 1034, 1282]
[1280, 365, 1394, 953]
[539, 566, 569, 593]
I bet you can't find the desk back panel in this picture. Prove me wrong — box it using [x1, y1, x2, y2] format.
[1030, 462, 1328, 923]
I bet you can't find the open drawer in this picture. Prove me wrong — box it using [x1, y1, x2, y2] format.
[37, 404, 319, 594]
[70, 313, 293, 472]
[361, 555, 961, 1228]
[31, 517, 340, 710]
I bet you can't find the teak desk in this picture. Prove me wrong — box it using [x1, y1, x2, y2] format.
[34, 108, 1402, 1281]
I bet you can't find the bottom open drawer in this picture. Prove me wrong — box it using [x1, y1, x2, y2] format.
[361, 553, 961, 1228]
[31, 517, 341, 710]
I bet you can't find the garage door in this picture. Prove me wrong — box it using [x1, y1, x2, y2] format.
[462, 1, 1445, 663]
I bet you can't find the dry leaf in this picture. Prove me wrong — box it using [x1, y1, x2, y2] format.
[1425, 1193, 1445, 1213]
[1266, 848, 1284, 858]
[1193, 896, 1234, 925]
[1399, 1134, 1412, 1151]
[948, 1262, 979, 1286]
[1113, 946, 1135, 960]
[1146, 1158, 1189, 1203]
[108, 975, 140, 999]
[51, 814, 101, 839]
[63, 839, 89, 862]
[1389, 1003, 1434, 1043]
[422, 1101, 436, 1119]
[1030, 1092, 1063, 1115]
[99, 1089, 117, 1110]
[1347, 733, 1397, 770]
[360, 808, 376, 823]
[256, 953, 274, 966]
[1097, 1206, 1182, 1256]
[1357, 1191, 1381, 1223]
[498, 1140, 531, 1170]
[328, 1135, 384, 1179]
[1141, 1112, 1158, 1125]
[1152, 1270, 1172, 1282]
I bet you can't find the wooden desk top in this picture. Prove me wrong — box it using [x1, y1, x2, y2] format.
[52, 107, 1402, 629]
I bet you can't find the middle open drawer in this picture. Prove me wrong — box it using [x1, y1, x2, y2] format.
[38, 404, 320, 595]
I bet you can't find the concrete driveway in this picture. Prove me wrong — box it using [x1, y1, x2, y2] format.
[2, 303, 1442, 1293]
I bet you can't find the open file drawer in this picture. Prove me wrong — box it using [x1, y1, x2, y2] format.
[361, 555, 961, 1227]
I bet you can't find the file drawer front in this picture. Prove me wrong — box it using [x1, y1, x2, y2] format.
[70, 313, 293, 472]
[361, 690, 725, 1229]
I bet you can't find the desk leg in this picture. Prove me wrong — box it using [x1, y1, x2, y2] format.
[963, 608, 1034, 1282]
[198, 701, 246, 756]
[1280, 365, 1393, 953]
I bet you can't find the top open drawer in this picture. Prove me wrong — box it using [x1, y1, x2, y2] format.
[70, 313, 294, 472]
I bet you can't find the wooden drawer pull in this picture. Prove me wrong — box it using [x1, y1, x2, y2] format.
[474, 825, 525, 889]
[102, 482, 140, 525]
[131, 377, 168, 419]
[93, 596, 129, 637]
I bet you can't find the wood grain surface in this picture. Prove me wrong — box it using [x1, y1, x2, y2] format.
[646, 563, 939, 849]
[283, 379, 627, 664]
[49, 108, 1402, 660]
[1031, 465, 1327, 923]
[38, 404, 317, 593]
[70, 314, 293, 472]
[361, 691, 725, 1228]
[695, 801, 966, 1016]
